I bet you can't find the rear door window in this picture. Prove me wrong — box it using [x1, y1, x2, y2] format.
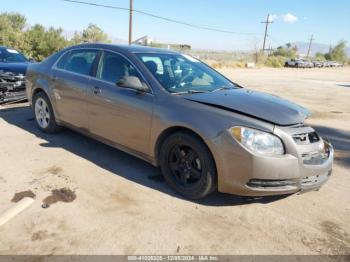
[56, 49, 98, 76]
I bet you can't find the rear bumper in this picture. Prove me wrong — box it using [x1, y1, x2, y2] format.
[209, 125, 333, 196]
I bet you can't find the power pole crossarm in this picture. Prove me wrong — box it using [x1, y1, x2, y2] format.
[307, 34, 315, 58]
[128, 0, 133, 45]
[261, 14, 273, 52]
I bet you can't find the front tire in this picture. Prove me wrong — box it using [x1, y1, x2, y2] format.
[159, 132, 217, 199]
[33, 92, 61, 133]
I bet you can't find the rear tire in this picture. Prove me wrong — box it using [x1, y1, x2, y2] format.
[33, 92, 62, 133]
[159, 132, 217, 199]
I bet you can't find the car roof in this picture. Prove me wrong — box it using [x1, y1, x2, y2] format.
[68, 43, 180, 55]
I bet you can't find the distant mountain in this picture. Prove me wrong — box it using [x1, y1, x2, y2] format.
[290, 42, 350, 57]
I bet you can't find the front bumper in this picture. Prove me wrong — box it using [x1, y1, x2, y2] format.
[210, 125, 333, 196]
[0, 72, 27, 104]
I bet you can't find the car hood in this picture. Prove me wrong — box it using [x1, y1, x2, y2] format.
[183, 88, 310, 126]
[0, 62, 29, 75]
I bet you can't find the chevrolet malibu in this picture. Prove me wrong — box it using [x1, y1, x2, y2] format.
[26, 44, 333, 199]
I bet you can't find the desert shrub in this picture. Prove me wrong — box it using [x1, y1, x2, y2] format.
[252, 51, 266, 64]
[265, 56, 285, 68]
[315, 52, 326, 61]
[324, 40, 347, 63]
[227, 61, 245, 68]
[211, 62, 223, 69]
[210, 61, 245, 69]
[272, 47, 296, 58]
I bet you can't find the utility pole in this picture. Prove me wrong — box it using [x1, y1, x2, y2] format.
[128, 0, 133, 45]
[306, 34, 315, 58]
[261, 14, 273, 52]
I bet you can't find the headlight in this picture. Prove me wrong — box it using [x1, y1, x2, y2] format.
[229, 126, 285, 156]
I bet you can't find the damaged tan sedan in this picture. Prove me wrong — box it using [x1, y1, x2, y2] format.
[26, 44, 333, 199]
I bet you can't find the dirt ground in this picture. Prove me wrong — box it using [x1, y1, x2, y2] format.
[0, 67, 349, 255]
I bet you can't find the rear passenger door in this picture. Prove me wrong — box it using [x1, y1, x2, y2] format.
[51, 49, 99, 128]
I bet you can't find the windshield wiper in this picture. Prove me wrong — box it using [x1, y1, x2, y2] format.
[212, 86, 234, 92]
[173, 90, 209, 95]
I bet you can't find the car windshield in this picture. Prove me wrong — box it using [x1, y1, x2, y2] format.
[0, 48, 28, 63]
[136, 53, 238, 94]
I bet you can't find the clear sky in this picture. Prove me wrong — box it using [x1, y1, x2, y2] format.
[2, 0, 350, 50]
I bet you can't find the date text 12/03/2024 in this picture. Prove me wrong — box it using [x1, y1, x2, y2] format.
[127, 255, 219, 261]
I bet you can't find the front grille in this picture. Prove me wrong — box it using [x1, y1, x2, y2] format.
[293, 131, 320, 144]
[308, 132, 320, 143]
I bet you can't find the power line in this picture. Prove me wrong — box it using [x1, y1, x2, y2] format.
[267, 35, 282, 48]
[62, 0, 259, 36]
[261, 14, 273, 51]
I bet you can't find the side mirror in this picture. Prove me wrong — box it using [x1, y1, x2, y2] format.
[117, 76, 148, 93]
[28, 58, 36, 63]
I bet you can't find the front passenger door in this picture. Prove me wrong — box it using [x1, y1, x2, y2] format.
[88, 51, 154, 156]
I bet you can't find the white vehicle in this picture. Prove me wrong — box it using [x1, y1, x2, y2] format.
[300, 59, 314, 68]
[312, 61, 323, 68]
[328, 61, 343, 67]
[285, 59, 313, 68]
[323, 61, 331, 67]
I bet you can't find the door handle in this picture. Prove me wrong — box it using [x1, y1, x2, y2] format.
[93, 86, 102, 94]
